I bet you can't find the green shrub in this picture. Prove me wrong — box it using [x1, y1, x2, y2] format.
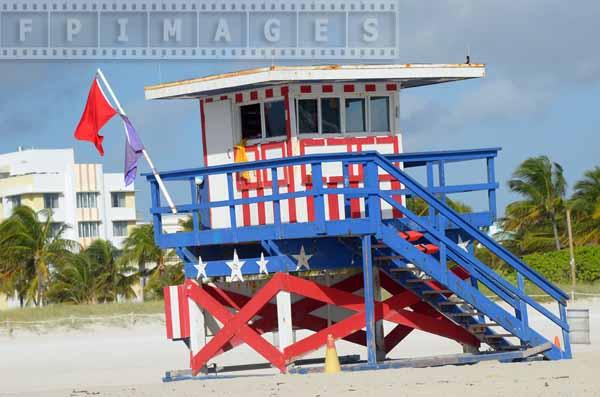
[523, 245, 600, 284]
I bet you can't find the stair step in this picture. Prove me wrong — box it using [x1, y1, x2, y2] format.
[483, 334, 514, 339]
[468, 323, 498, 331]
[374, 256, 404, 261]
[495, 345, 522, 351]
[406, 279, 432, 284]
[438, 300, 466, 306]
[448, 311, 480, 317]
[390, 268, 418, 273]
[422, 290, 452, 295]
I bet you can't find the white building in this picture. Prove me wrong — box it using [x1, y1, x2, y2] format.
[0, 148, 137, 249]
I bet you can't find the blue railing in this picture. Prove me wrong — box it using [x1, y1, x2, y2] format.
[146, 147, 570, 355]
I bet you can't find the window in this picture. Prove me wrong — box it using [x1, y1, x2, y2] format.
[77, 193, 97, 209]
[113, 221, 128, 237]
[264, 101, 286, 138]
[111, 192, 126, 208]
[240, 104, 262, 140]
[8, 195, 21, 208]
[297, 99, 318, 134]
[370, 96, 390, 132]
[345, 98, 366, 133]
[44, 194, 59, 209]
[321, 98, 341, 134]
[78, 222, 99, 238]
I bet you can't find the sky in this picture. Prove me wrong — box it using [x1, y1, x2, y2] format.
[0, 0, 599, 219]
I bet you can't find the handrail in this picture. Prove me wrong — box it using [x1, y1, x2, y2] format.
[146, 148, 566, 307]
[144, 148, 500, 181]
[370, 153, 569, 303]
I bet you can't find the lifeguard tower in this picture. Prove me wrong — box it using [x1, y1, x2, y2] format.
[143, 64, 571, 378]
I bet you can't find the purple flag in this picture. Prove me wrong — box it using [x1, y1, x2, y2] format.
[121, 115, 145, 186]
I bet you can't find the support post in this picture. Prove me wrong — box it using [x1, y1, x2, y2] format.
[566, 208, 577, 302]
[373, 270, 386, 361]
[188, 285, 207, 356]
[276, 291, 294, 351]
[558, 302, 572, 359]
[361, 235, 377, 366]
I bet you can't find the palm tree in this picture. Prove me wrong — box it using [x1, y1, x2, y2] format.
[505, 156, 566, 251]
[47, 252, 102, 304]
[85, 239, 137, 302]
[119, 224, 177, 302]
[2, 207, 76, 306]
[407, 197, 473, 216]
[570, 166, 600, 244]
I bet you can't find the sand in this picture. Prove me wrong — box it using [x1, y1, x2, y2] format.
[1, 299, 598, 396]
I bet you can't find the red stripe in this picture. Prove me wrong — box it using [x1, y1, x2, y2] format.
[235, 93, 243, 103]
[163, 287, 173, 340]
[350, 181, 361, 218]
[178, 285, 190, 338]
[205, 98, 213, 103]
[322, 85, 333, 93]
[250, 91, 258, 101]
[257, 187, 266, 225]
[365, 84, 376, 92]
[242, 189, 251, 226]
[344, 84, 355, 93]
[300, 85, 312, 93]
[306, 183, 315, 222]
[281, 86, 289, 96]
[327, 182, 340, 221]
[265, 88, 273, 98]
[386, 83, 398, 91]
[220, 95, 228, 101]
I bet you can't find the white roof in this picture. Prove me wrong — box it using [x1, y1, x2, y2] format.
[144, 63, 485, 100]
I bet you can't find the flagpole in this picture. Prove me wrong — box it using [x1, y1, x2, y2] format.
[96, 68, 177, 215]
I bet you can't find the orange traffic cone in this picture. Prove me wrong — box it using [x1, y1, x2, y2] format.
[554, 335, 561, 349]
[324, 334, 341, 374]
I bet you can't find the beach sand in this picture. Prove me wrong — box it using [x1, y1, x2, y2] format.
[1, 299, 598, 396]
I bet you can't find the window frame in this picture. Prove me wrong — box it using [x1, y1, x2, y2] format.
[78, 221, 100, 238]
[44, 193, 60, 209]
[111, 192, 126, 208]
[76, 192, 98, 209]
[294, 92, 394, 137]
[113, 221, 128, 237]
[237, 97, 288, 145]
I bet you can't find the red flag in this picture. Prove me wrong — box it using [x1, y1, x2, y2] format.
[74, 78, 117, 156]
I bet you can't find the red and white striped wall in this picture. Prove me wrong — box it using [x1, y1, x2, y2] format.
[164, 285, 190, 340]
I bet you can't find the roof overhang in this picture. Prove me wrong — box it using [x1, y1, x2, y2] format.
[144, 63, 486, 100]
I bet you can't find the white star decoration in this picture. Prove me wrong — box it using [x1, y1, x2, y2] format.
[194, 256, 208, 281]
[293, 245, 313, 271]
[257, 252, 269, 275]
[226, 249, 245, 282]
[457, 236, 471, 252]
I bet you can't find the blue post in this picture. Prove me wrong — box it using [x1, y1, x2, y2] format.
[559, 303, 572, 359]
[311, 163, 326, 233]
[189, 178, 200, 233]
[487, 157, 497, 220]
[226, 172, 237, 238]
[150, 180, 162, 243]
[365, 161, 381, 233]
[361, 235, 377, 366]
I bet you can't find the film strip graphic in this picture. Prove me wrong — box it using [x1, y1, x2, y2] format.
[0, 0, 399, 60]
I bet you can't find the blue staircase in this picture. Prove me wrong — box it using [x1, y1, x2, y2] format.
[146, 148, 571, 363]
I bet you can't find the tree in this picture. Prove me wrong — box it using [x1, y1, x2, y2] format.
[2, 207, 76, 306]
[47, 252, 102, 304]
[570, 166, 600, 245]
[406, 197, 473, 216]
[119, 224, 178, 301]
[505, 156, 567, 251]
[85, 239, 137, 302]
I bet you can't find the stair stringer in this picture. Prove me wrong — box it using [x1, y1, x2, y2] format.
[379, 224, 562, 360]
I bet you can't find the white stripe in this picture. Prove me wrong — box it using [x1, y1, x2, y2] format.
[170, 286, 181, 339]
